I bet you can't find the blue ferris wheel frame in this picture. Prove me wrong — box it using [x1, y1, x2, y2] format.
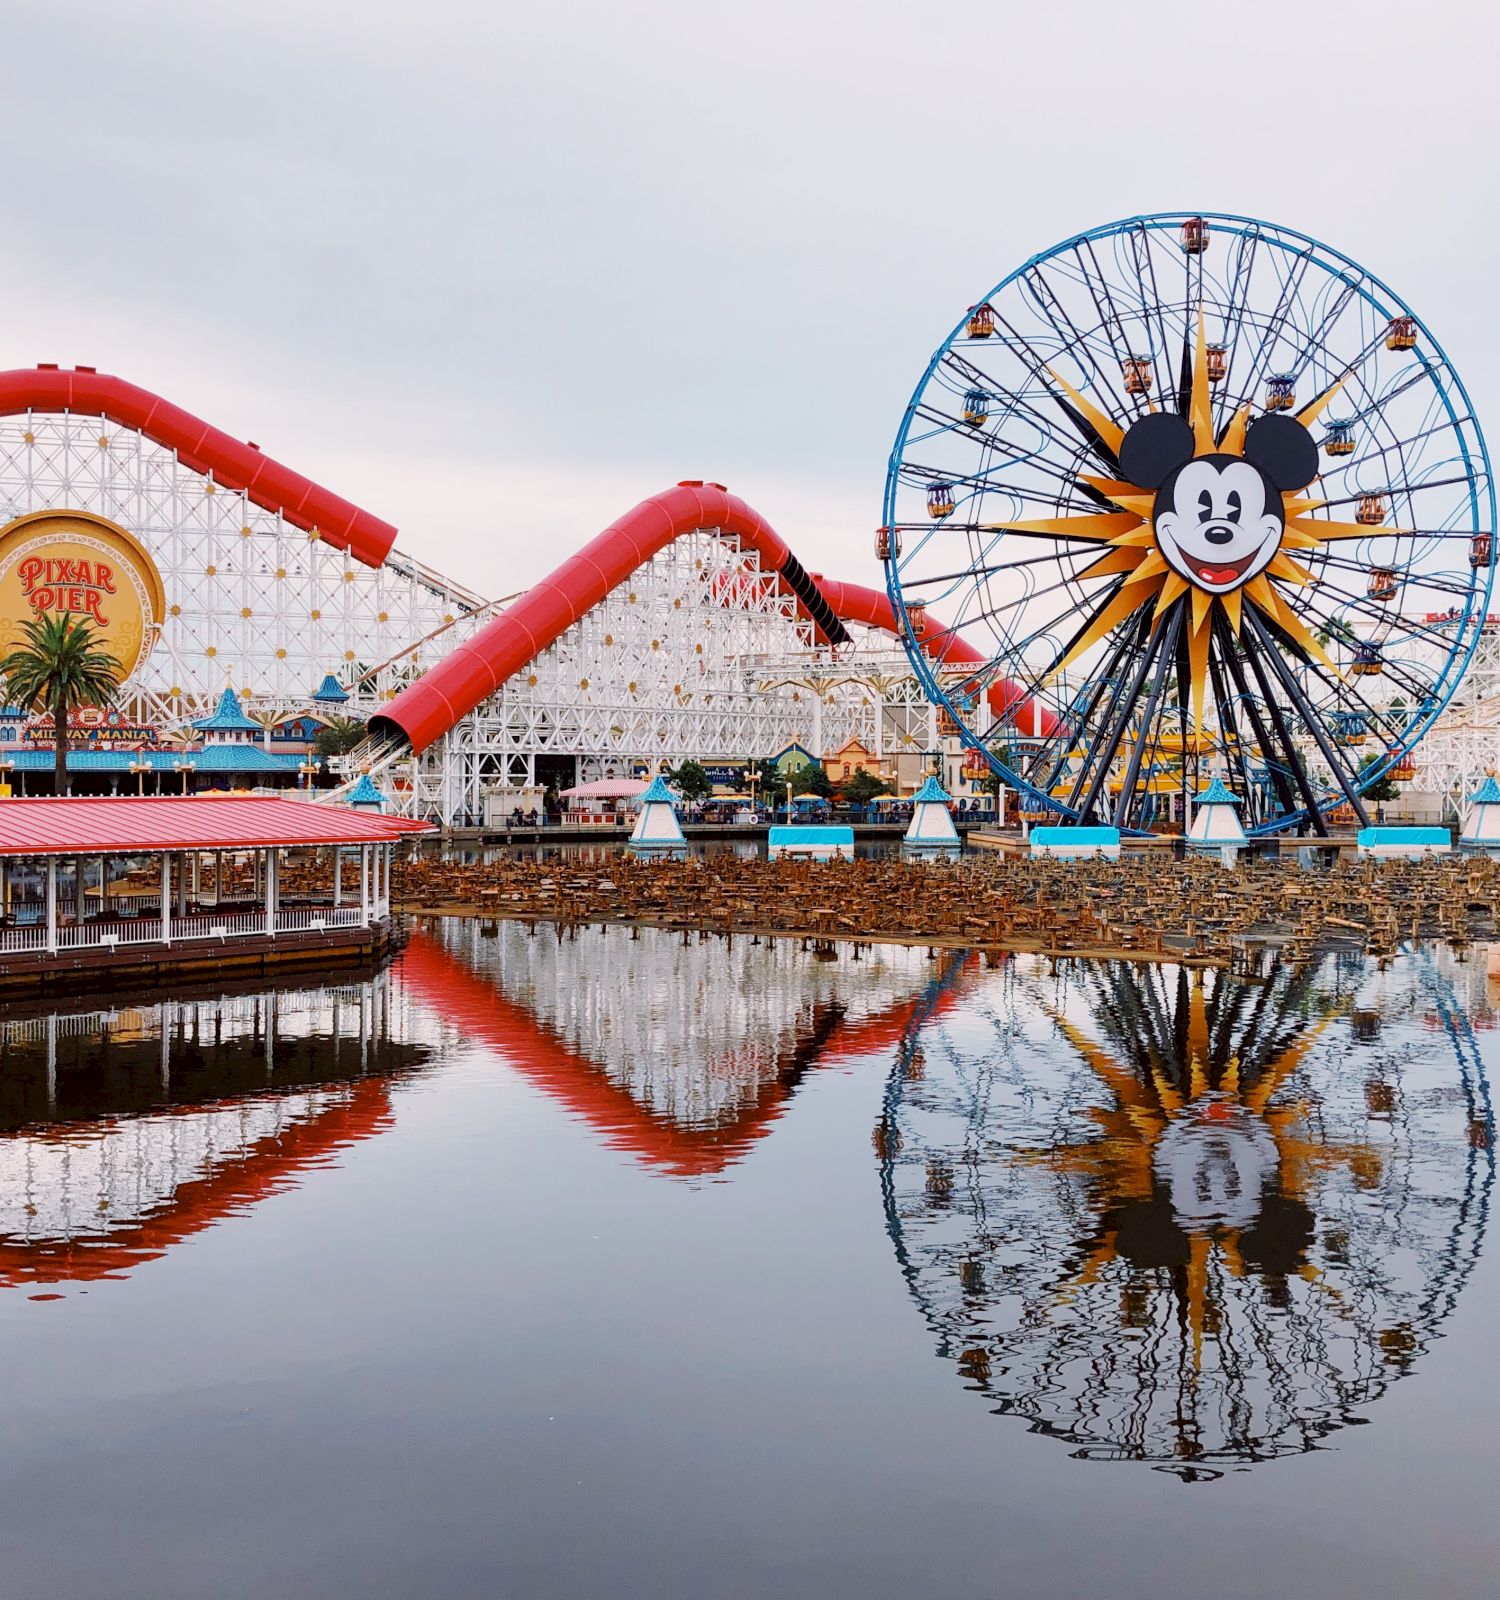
[881, 211, 1496, 835]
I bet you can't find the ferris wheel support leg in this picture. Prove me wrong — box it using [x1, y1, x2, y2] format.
[1076, 616, 1175, 825]
[1112, 606, 1186, 830]
[1217, 618, 1312, 831]
[1064, 628, 1154, 814]
[1245, 612, 1371, 830]
[1031, 627, 1134, 805]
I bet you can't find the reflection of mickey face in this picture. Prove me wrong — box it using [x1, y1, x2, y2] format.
[1155, 457, 1284, 594]
[1116, 410, 1321, 598]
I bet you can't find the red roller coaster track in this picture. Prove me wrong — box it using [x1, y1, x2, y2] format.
[0, 366, 397, 567]
[372, 483, 1057, 752]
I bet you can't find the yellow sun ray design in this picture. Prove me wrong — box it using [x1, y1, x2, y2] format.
[1040, 983, 1352, 1368]
[990, 312, 1369, 724]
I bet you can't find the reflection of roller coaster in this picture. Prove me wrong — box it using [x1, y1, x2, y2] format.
[0, 926, 966, 1289]
[879, 950, 1494, 1478]
[0, 970, 442, 1286]
[401, 923, 962, 1178]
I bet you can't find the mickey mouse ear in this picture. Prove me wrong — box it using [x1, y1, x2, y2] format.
[1118, 414, 1196, 489]
[1243, 414, 1319, 491]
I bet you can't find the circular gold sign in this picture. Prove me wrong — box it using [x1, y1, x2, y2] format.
[0, 510, 166, 684]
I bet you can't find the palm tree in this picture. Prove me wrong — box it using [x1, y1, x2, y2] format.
[0, 614, 123, 797]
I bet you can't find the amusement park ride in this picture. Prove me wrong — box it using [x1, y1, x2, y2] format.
[0, 213, 1491, 829]
[880, 212, 1495, 835]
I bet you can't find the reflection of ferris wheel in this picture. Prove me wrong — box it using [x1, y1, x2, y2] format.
[876, 951, 1493, 1479]
[881, 213, 1496, 833]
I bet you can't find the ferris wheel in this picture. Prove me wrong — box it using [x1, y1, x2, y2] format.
[876, 951, 1494, 1476]
[881, 212, 1495, 833]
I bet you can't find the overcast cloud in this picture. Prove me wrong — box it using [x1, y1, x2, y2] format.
[1, 0, 1493, 597]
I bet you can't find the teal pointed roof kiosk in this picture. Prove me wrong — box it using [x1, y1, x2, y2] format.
[903, 774, 960, 859]
[1460, 775, 1500, 853]
[627, 775, 686, 857]
[1186, 776, 1247, 854]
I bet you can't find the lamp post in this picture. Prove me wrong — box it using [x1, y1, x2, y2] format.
[742, 765, 760, 819]
[129, 758, 150, 798]
[785, 780, 793, 823]
[173, 758, 195, 796]
[298, 758, 319, 792]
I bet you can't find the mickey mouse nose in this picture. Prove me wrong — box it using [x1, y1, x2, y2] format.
[1204, 524, 1235, 546]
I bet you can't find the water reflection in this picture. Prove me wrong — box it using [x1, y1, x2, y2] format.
[879, 951, 1494, 1477]
[0, 969, 439, 1287]
[405, 920, 943, 1176]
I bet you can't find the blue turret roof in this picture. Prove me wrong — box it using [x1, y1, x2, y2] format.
[638, 775, 678, 805]
[1472, 776, 1500, 806]
[346, 773, 388, 809]
[1196, 776, 1242, 806]
[911, 774, 951, 805]
[311, 673, 349, 704]
[190, 686, 262, 733]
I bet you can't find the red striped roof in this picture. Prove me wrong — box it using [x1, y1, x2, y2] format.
[0, 796, 430, 856]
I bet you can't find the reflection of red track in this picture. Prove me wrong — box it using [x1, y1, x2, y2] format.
[372, 484, 1058, 753]
[400, 931, 978, 1178]
[0, 1080, 396, 1288]
[0, 939, 977, 1286]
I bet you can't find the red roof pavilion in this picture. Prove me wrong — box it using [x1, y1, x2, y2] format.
[0, 795, 431, 856]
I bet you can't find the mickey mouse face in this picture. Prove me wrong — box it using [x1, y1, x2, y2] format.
[1156, 457, 1282, 594]
[1116, 410, 1320, 598]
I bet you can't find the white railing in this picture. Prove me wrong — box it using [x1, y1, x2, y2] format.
[0, 904, 382, 958]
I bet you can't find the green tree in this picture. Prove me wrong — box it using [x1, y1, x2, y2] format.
[839, 768, 893, 805]
[313, 717, 368, 759]
[1358, 753, 1400, 803]
[667, 759, 714, 802]
[0, 614, 122, 797]
[788, 763, 833, 799]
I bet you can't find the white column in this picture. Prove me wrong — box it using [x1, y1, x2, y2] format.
[214, 850, 223, 905]
[359, 845, 370, 927]
[97, 855, 107, 915]
[71, 855, 83, 921]
[333, 848, 342, 909]
[176, 853, 187, 918]
[160, 852, 171, 945]
[264, 850, 278, 936]
[191, 852, 200, 899]
[45, 858, 57, 954]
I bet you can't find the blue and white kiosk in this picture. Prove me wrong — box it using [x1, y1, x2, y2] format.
[627, 775, 686, 857]
[902, 775, 960, 860]
[1460, 775, 1500, 854]
[346, 773, 391, 813]
[1186, 776, 1247, 857]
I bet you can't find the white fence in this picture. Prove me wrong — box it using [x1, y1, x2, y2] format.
[0, 903, 378, 956]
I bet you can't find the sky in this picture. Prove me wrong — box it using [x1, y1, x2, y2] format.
[1, 0, 1493, 600]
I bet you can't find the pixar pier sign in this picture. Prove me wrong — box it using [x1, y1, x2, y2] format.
[0, 510, 166, 684]
[17, 553, 120, 627]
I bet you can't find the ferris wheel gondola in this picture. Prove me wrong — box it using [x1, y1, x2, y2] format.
[882, 213, 1495, 834]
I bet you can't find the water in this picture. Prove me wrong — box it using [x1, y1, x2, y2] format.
[0, 925, 1497, 1598]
